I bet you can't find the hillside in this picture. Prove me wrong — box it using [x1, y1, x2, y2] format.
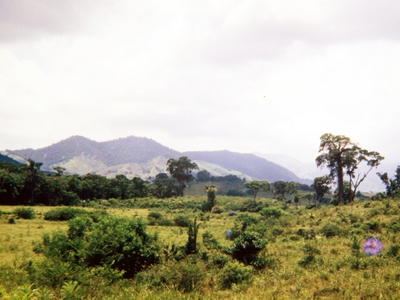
[0, 153, 20, 165]
[183, 150, 309, 184]
[5, 136, 180, 173]
[3, 136, 309, 184]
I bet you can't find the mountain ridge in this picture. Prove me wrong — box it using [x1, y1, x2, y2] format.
[3, 135, 309, 184]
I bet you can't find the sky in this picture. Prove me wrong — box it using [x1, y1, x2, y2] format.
[1, 0, 400, 165]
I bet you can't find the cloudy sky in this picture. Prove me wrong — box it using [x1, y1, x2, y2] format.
[1, 0, 400, 165]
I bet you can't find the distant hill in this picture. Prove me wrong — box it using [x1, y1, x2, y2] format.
[0, 153, 20, 165]
[183, 150, 309, 184]
[3, 135, 310, 184]
[5, 136, 180, 172]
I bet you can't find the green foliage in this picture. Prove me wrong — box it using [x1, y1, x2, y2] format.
[61, 281, 83, 300]
[311, 176, 332, 202]
[386, 245, 400, 257]
[166, 156, 199, 197]
[202, 231, 220, 250]
[36, 216, 160, 280]
[151, 260, 206, 293]
[316, 133, 384, 205]
[298, 244, 322, 268]
[219, 261, 253, 290]
[320, 222, 342, 238]
[272, 181, 300, 201]
[186, 218, 200, 254]
[205, 185, 217, 211]
[13, 207, 36, 219]
[196, 170, 211, 182]
[231, 232, 266, 265]
[244, 180, 271, 204]
[147, 211, 163, 220]
[260, 207, 284, 219]
[211, 205, 224, 214]
[174, 215, 191, 227]
[44, 207, 86, 221]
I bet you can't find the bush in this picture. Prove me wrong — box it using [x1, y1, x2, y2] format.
[231, 232, 266, 265]
[36, 216, 160, 279]
[174, 215, 191, 227]
[260, 207, 283, 219]
[211, 254, 231, 269]
[152, 260, 206, 293]
[219, 261, 253, 290]
[211, 205, 224, 214]
[361, 221, 381, 233]
[320, 223, 342, 238]
[202, 231, 220, 250]
[44, 207, 86, 221]
[386, 245, 400, 257]
[148, 211, 163, 220]
[13, 207, 36, 219]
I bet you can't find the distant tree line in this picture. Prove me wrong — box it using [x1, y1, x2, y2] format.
[196, 170, 245, 183]
[0, 160, 149, 206]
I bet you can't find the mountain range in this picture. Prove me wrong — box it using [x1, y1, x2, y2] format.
[1, 135, 310, 184]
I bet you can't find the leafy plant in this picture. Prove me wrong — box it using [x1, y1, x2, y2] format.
[320, 223, 342, 238]
[13, 207, 36, 219]
[174, 215, 191, 227]
[219, 261, 253, 290]
[231, 232, 266, 265]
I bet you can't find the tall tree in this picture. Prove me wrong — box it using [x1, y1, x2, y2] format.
[316, 133, 383, 205]
[166, 156, 199, 196]
[344, 149, 384, 202]
[244, 180, 271, 204]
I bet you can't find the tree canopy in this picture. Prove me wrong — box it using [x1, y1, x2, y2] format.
[166, 156, 199, 197]
[244, 180, 271, 204]
[316, 133, 383, 205]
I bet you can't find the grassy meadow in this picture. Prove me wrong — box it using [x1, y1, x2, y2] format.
[1, 195, 400, 299]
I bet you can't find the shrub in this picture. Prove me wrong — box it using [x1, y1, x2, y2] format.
[386, 221, 400, 234]
[202, 231, 220, 250]
[13, 207, 36, 219]
[298, 244, 322, 268]
[231, 232, 266, 265]
[44, 207, 86, 221]
[148, 211, 163, 220]
[174, 215, 191, 227]
[386, 245, 400, 257]
[36, 216, 160, 279]
[361, 221, 381, 233]
[260, 207, 283, 219]
[211, 205, 224, 214]
[219, 261, 253, 290]
[320, 223, 342, 238]
[152, 260, 206, 293]
[212, 254, 231, 269]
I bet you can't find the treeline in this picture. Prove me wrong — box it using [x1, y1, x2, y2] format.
[0, 158, 317, 206]
[0, 160, 150, 206]
[196, 170, 245, 183]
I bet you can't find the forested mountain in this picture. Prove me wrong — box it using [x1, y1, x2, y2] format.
[0, 153, 20, 164]
[2, 136, 308, 183]
[183, 150, 307, 183]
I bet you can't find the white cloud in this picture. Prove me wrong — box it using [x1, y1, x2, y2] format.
[1, 0, 400, 165]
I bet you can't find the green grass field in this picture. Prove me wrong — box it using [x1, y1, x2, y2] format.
[1, 196, 400, 299]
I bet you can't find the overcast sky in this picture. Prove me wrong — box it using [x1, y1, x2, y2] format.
[1, 0, 400, 165]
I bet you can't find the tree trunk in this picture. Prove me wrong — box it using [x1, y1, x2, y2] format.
[337, 165, 344, 205]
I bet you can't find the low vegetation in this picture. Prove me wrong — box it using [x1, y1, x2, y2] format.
[1, 195, 400, 299]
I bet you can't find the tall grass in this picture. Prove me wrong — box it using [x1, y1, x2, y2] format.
[1, 196, 400, 299]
